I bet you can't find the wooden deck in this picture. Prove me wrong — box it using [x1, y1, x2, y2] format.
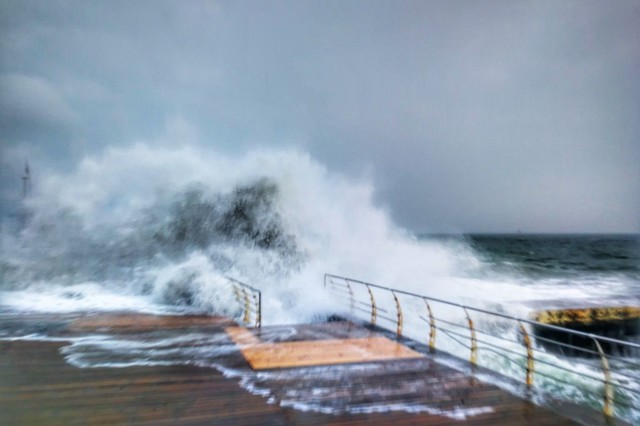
[0, 312, 620, 425]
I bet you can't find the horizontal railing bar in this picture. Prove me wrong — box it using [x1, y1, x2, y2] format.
[371, 305, 389, 314]
[352, 305, 375, 316]
[331, 297, 387, 318]
[471, 342, 639, 392]
[477, 328, 526, 348]
[532, 335, 602, 357]
[532, 359, 640, 392]
[375, 313, 400, 324]
[325, 274, 640, 350]
[531, 356, 604, 383]
[226, 276, 261, 294]
[479, 346, 527, 370]
[423, 311, 636, 366]
[533, 369, 607, 397]
[226, 276, 261, 328]
[330, 280, 640, 387]
[474, 337, 527, 359]
[331, 287, 354, 296]
[443, 327, 527, 362]
[434, 317, 472, 330]
[607, 353, 640, 367]
[421, 316, 527, 349]
[339, 299, 398, 322]
[439, 327, 474, 342]
[450, 327, 605, 379]
[325, 273, 640, 419]
[606, 381, 640, 396]
[439, 328, 472, 350]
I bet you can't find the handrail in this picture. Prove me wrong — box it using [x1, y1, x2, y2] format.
[226, 276, 261, 328]
[325, 274, 640, 349]
[324, 273, 640, 421]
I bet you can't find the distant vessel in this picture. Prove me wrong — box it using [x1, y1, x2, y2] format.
[1, 161, 32, 235]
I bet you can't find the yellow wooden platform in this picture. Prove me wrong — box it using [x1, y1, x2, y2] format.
[227, 326, 423, 369]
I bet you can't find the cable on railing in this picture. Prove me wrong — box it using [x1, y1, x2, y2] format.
[324, 274, 640, 351]
[532, 334, 601, 357]
[604, 349, 640, 366]
[532, 367, 610, 402]
[443, 325, 624, 406]
[330, 286, 354, 297]
[439, 326, 529, 364]
[332, 294, 393, 323]
[439, 328, 472, 351]
[378, 313, 401, 325]
[470, 323, 525, 347]
[434, 316, 474, 331]
[323, 273, 640, 420]
[440, 318, 630, 389]
[352, 304, 378, 317]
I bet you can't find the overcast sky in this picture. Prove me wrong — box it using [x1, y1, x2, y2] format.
[1, 0, 638, 233]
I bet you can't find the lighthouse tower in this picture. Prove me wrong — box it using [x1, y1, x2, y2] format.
[22, 161, 31, 199]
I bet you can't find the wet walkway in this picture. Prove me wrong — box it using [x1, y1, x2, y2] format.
[0, 312, 617, 425]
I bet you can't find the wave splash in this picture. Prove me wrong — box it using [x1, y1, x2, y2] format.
[0, 144, 482, 323]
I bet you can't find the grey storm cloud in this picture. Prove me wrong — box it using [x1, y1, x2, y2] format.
[0, 74, 78, 139]
[0, 0, 638, 232]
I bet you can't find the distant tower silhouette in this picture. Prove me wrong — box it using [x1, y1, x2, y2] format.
[22, 161, 31, 199]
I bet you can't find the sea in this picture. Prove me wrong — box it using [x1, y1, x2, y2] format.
[439, 233, 640, 304]
[0, 145, 638, 421]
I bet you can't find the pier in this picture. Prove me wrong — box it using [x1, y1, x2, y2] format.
[0, 311, 621, 425]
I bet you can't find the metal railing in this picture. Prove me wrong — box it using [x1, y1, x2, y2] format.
[227, 276, 261, 328]
[324, 273, 640, 421]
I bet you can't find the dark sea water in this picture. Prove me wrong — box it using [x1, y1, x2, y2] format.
[467, 234, 640, 279]
[421, 233, 640, 304]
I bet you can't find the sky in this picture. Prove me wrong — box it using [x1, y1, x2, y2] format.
[1, 0, 638, 233]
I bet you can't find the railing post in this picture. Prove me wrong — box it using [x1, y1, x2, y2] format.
[241, 287, 250, 325]
[464, 308, 477, 366]
[232, 284, 243, 315]
[346, 280, 355, 316]
[226, 277, 261, 328]
[253, 292, 261, 328]
[593, 338, 614, 418]
[232, 284, 241, 303]
[366, 284, 377, 326]
[392, 291, 403, 337]
[519, 322, 534, 387]
[424, 299, 436, 353]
